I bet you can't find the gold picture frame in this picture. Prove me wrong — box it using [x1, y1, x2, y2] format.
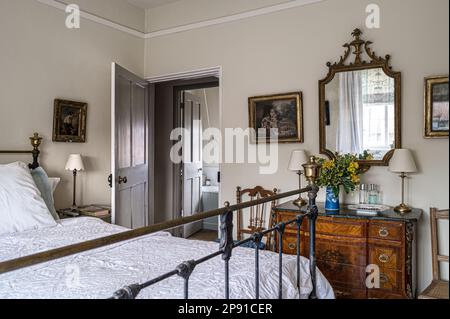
[53, 99, 88, 143]
[248, 92, 304, 143]
[424, 76, 449, 138]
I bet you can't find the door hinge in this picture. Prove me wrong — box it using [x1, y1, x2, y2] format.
[108, 174, 113, 188]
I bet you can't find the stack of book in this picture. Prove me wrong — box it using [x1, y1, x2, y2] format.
[78, 205, 111, 218]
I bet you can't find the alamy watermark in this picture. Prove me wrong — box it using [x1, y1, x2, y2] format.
[65, 4, 80, 29]
[170, 125, 279, 175]
[366, 4, 381, 29]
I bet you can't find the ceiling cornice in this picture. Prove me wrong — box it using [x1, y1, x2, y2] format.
[36, 0, 325, 40]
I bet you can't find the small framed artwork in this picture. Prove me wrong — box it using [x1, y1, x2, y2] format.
[249, 92, 304, 143]
[53, 99, 87, 143]
[424, 76, 449, 138]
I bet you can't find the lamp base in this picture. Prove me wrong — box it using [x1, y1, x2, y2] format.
[293, 197, 307, 207]
[394, 203, 412, 214]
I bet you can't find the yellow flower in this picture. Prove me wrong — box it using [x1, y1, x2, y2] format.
[348, 161, 359, 174]
[323, 160, 335, 170]
[351, 174, 360, 183]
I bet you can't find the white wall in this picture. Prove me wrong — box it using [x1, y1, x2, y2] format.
[0, 0, 144, 208]
[144, 0, 449, 291]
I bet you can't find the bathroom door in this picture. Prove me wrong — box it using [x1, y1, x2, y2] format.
[182, 91, 203, 238]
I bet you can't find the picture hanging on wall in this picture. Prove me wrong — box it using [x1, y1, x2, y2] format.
[424, 75, 449, 138]
[53, 99, 87, 143]
[248, 92, 304, 143]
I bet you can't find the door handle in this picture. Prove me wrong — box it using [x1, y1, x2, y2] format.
[118, 176, 128, 184]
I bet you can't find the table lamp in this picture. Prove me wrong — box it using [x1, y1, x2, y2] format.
[288, 150, 309, 207]
[389, 149, 417, 214]
[65, 154, 85, 210]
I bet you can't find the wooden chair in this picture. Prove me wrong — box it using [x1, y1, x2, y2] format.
[419, 208, 449, 299]
[236, 186, 278, 250]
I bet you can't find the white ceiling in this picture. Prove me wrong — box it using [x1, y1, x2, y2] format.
[126, 0, 182, 9]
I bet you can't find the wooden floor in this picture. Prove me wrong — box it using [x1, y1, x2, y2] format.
[188, 229, 218, 242]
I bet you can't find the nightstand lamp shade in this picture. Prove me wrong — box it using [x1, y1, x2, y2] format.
[289, 150, 309, 207]
[65, 154, 85, 210]
[288, 150, 309, 172]
[65, 154, 85, 172]
[389, 149, 417, 214]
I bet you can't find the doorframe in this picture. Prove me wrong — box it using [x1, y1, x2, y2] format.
[146, 66, 223, 226]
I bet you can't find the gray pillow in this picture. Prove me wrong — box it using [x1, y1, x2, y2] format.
[30, 167, 60, 221]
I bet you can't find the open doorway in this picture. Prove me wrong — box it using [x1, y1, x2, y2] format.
[153, 77, 221, 241]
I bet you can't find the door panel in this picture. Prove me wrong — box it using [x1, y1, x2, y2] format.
[117, 75, 131, 169]
[182, 92, 203, 238]
[112, 63, 151, 229]
[132, 83, 146, 167]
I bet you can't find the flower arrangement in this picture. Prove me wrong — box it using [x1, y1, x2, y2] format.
[316, 153, 362, 197]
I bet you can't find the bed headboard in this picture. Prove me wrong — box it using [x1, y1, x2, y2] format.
[0, 133, 42, 169]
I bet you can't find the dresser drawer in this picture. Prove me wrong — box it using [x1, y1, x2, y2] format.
[316, 261, 367, 289]
[369, 244, 403, 271]
[378, 269, 403, 293]
[279, 233, 300, 255]
[302, 234, 367, 267]
[275, 211, 301, 232]
[368, 221, 404, 242]
[300, 217, 367, 238]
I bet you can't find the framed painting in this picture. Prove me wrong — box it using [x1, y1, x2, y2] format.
[53, 99, 87, 143]
[424, 76, 449, 138]
[249, 92, 304, 143]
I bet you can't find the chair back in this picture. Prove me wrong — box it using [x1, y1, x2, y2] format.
[430, 208, 449, 281]
[236, 186, 278, 241]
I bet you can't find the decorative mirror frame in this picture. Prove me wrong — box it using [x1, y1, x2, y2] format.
[319, 28, 402, 168]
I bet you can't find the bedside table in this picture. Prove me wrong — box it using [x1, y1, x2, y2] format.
[57, 205, 112, 224]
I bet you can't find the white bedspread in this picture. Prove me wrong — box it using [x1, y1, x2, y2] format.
[0, 217, 334, 299]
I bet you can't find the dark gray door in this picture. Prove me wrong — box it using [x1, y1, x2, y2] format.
[112, 63, 153, 229]
[182, 92, 203, 238]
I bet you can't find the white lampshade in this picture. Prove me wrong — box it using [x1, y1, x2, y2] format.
[288, 150, 309, 172]
[65, 154, 85, 171]
[389, 149, 417, 173]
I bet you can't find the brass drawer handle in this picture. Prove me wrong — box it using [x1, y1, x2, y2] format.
[379, 254, 390, 263]
[380, 273, 389, 284]
[378, 227, 389, 238]
[288, 243, 297, 250]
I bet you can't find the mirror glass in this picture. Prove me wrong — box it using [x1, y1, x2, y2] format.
[324, 68, 395, 160]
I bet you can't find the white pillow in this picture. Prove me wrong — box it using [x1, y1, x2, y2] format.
[0, 162, 57, 235]
[48, 177, 61, 194]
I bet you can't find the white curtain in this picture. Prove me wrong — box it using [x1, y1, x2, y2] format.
[337, 71, 364, 155]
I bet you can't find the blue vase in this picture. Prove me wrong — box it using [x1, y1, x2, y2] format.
[325, 186, 340, 212]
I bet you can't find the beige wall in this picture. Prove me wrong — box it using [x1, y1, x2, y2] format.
[145, 0, 449, 290]
[0, 0, 144, 208]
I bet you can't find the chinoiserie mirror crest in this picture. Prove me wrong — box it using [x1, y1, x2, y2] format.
[319, 28, 402, 169]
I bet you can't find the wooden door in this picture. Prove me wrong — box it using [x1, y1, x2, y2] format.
[112, 63, 152, 229]
[182, 92, 203, 238]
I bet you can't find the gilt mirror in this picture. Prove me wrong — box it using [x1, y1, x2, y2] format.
[319, 29, 401, 167]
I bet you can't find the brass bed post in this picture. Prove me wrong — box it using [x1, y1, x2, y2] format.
[303, 156, 321, 300]
[29, 133, 42, 169]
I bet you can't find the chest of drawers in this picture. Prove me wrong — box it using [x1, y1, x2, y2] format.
[273, 202, 422, 299]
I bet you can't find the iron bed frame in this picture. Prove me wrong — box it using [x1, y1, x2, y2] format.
[0, 134, 323, 300]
